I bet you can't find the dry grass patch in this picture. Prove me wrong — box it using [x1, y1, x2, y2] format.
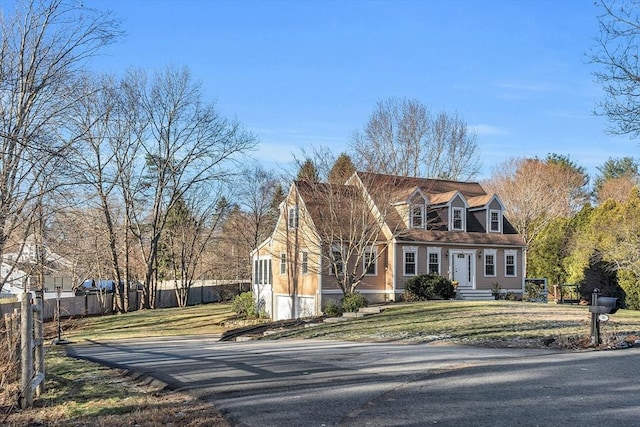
[62, 303, 251, 342]
[1, 347, 228, 427]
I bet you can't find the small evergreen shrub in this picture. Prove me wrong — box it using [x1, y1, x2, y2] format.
[323, 300, 344, 317]
[618, 270, 640, 309]
[524, 282, 546, 302]
[232, 292, 258, 318]
[405, 275, 433, 300]
[342, 292, 368, 312]
[431, 275, 455, 299]
[405, 273, 454, 300]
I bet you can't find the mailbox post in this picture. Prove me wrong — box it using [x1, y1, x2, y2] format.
[588, 288, 619, 346]
[590, 289, 601, 346]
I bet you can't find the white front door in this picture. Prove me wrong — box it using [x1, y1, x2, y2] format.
[452, 251, 475, 288]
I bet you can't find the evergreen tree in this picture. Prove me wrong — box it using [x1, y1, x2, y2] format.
[296, 158, 320, 182]
[328, 153, 356, 184]
[270, 183, 286, 215]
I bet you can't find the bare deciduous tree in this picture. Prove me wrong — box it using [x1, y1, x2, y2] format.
[237, 167, 281, 251]
[597, 175, 638, 203]
[350, 97, 481, 180]
[591, 0, 640, 137]
[64, 73, 146, 311]
[0, 0, 118, 290]
[484, 157, 589, 275]
[128, 66, 256, 309]
[161, 189, 227, 307]
[594, 156, 639, 203]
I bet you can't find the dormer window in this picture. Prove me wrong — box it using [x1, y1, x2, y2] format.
[452, 207, 464, 231]
[411, 205, 425, 228]
[490, 210, 501, 233]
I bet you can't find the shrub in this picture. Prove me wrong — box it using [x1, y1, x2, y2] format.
[405, 273, 454, 301]
[342, 292, 368, 312]
[403, 289, 421, 302]
[505, 291, 519, 301]
[323, 300, 344, 317]
[618, 270, 640, 309]
[524, 281, 546, 302]
[232, 292, 258, 318]
[431, 275, 455, 299]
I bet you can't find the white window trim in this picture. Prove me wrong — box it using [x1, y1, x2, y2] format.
[288, 206, 299, 229]
[255, 257, 272, 285]
[489, 209, 502, 233]
[427, 247, 442, 275]
[505, 250, 517, 277]
[484, 249, 497, 278]
[451, 207, 465, 231]
[363, 246, 378, 276]
[403, 246, 418, 277]
[330, 245, 344, 275]
[410, 204, 425, 229]
[280, 253, 286, 275]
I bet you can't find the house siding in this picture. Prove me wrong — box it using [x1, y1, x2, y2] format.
[254, 172, 526, 320]
[393, 243, 523, 294]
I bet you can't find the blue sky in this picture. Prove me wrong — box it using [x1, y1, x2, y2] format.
[89, 0, 636, 181]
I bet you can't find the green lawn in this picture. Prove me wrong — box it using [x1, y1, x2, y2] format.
[6, 300, 640, 426]
[63, 303, 241, 342]
[261, 301, 640, 348]
[62, 300, 640, 349]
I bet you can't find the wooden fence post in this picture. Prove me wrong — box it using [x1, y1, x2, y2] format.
[33, 294, 44, 396]
[19, 295, 33, 409]
[19, 292, 45, 408]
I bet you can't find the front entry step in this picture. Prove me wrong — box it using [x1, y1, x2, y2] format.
[456, 289, 495, 301]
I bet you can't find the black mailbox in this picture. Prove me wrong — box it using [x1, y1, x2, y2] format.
[598, 297, 620, 314]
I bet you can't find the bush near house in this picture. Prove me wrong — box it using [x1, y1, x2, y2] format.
[342, 292, 368, 312]
[524, 281, 546, 302]
[232, 292, 258, 318]
[405, 273, 455, 301]
[323, 300, 344, 317]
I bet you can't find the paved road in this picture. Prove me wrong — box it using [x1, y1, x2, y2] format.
[67, 337, 640, 426]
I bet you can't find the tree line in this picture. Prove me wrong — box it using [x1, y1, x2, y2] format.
[3, 0, 640, 310]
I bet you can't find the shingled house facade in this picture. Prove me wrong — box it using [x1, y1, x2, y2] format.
[252, 171, 525, 320]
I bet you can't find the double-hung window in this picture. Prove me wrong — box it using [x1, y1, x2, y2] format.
[330, 247, 344, 276]
[484, 249, 497, 277]
[490, 210, 501, 232]
[288, 206, 299, 229]
[505, 250, 517, 277]
[452, 208, 464, 231]
[280, 253, 286, 274]
[403, 247, 418, 276]
[427, 247, 441, 274]
[411, 205, 425, 228]
[364, 247, 377, 276]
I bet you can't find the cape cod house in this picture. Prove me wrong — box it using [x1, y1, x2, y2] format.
[252, 171, 526, 320]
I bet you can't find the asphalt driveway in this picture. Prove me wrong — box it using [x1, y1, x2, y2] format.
[67, 337, 640, 426]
